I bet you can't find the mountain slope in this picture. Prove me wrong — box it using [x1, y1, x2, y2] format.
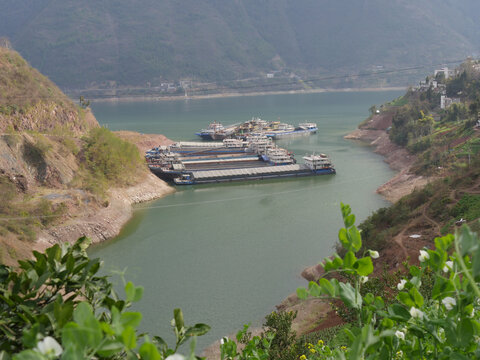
[0, 0, 479, 89]
[0, 47, 163, 266]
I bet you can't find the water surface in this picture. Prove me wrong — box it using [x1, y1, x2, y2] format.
[90, 91, 402, 348]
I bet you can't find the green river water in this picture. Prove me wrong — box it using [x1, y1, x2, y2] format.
[89, 90, 403, 349]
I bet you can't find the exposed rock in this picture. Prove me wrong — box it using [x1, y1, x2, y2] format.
[301, 263, 324, 282]
[35, 173, 175, 251]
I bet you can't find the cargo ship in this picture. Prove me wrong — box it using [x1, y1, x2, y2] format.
[263, 123, 318, 139]
[195, 118, 318, 140]
[171, 154, 335, 185]
[146, 137, 334, 185]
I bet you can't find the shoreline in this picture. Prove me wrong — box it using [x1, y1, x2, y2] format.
[203, 112, 421, 359]
[34, 132, 176, 252]
[85, 86, 406, 103]
[34, 173, 175, 252]
[281, 112, 433, 334]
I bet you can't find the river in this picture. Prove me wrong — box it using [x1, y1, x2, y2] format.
[89, 90, 403, 350]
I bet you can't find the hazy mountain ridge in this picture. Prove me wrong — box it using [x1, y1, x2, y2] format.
[1, 0, 479, 89]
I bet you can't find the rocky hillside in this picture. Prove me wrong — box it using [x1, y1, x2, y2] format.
[1, 0, 479, 90]
[0, 47, 173, 266]
[343, 59, 480, 270]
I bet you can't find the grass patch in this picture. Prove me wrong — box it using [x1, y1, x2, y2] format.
[451, 194, 480, 221]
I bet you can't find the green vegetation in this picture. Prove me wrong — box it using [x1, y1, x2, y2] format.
[297, 204, 480, 359]
[0, 237, 212, 359]
[2, 1, 480, 89]
[386, 61, 480, 176]
[4, 206, 480, 359]
[77, 127, 147, 198]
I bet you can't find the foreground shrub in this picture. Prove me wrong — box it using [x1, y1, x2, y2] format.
[0, 237, 210, 359]
[298, 203, 480, 359]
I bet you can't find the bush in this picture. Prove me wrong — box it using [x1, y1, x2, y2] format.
[0, 237, 211, 359]
[450, 193, 480, 221]
[298, 204, 480, 359]
[81, 128, 146, 195]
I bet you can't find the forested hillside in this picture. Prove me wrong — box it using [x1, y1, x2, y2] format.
[1, 0, 479, 90]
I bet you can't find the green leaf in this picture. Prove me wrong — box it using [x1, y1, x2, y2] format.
[308, 281, 321, 297]
[73, 302, 94, 325]
[296, 287, 308, 300]
[185, 323, 210, 337]
[345, 214, 355, 228]
[54, 301, 74, 329]
[348, 226, 362, 252]
[354, 257, 373, 276]
[332, 255, 343, 269]
[397, 292, 415, 308]
[340, 203, 351, 220]
[125, 282, 135, 303]
[139, 343, 161, 360]
[120, 312, 142, 328]
[134, 286, 144, 302]
[432, 277, 455, 300]
[121, 326, 137, 349]
[61, 344, 84, 360]
[388, 304, 411, 322]
[435, 234, 454, 252]
[374, 296, 385, 310]
[458, 319, 474, 347]
[339, 282, 361, 309]
[338, 228, 349, 250]
[409, 287, 424, 308]
[364, 293, 374, 305]
[153, 336, 167, 351]
[458, 225, 478, 257]
[62, 323, 88, 352]
[96, 340, 125, 357]
[409, 265, 421, 277]
[64, 303, 102, 350]
[319, 278, 336, 297]
[344, 251, 356, 269]
[12, 350, 44, 360]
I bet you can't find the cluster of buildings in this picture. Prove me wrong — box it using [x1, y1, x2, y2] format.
[413, 66, 461, 109]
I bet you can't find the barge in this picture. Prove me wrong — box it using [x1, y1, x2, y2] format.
[146, 136, 334, 185]
[171, 154, 334, 185]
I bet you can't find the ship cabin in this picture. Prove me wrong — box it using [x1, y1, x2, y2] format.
[246, 134, 273, 154]
[223, 138, 245, 148]
[298, 123, 318, 130]
[277, 123, 295, 131]
[303, 154, 332, 170]
[266, 147, 295, 165]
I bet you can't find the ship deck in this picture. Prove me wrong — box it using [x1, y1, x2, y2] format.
[191, 164, 305, 180]
[184, 159, 270, 171]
